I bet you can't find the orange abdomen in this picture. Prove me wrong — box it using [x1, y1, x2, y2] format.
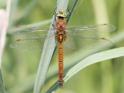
[58, 42, 64, 86]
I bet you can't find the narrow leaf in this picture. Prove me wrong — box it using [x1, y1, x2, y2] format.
[64, 47, 124, 82]
[33, 17, 56, 93]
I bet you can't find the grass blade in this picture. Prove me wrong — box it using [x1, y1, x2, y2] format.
[64, 47, 124, 82]
[0, 0, 17, 92]
[33, 17, 56, 93]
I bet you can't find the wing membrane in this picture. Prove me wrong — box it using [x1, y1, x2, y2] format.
[9, 24, 115, 50]
[65, 24, 115, 41]
[63, 24, 115, 53]
[67, 24, 115, 33]
[9, 27, 55, 49]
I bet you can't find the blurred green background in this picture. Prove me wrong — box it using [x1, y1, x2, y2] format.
[1, 0, 124, 93]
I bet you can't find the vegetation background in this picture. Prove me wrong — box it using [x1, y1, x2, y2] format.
[0, 0, 124, 93]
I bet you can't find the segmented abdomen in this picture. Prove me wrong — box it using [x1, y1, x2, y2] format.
[58, 42, 64, 86]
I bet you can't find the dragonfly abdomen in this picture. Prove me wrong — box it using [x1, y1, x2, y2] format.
[58, 42, 64, 86]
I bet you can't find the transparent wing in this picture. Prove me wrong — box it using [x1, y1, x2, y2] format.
[65, 24, 115, 43]
[8, 27, 55, 51]
[67, 24, 115, 34]
[63, 24, 115, 54]
[10, 23, 115, 40]
[8, 24, 115, 52]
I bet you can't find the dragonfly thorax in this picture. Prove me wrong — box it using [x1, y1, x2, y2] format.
[56, 31, 66, 43]
[56, 21, 66, 31]
[56, 15, 67, 43]
[56, 15, 66, 30]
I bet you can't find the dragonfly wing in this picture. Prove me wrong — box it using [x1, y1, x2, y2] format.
[66, 24, 115, 33]
[66, 24, 115, 41]
[9, 27, 55, 50]
[63, 24, 115, 54]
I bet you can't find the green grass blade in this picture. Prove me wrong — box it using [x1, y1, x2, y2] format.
[64, 47, 124, 82]
[0, 0, 18, 92]
[33, 17, 56, 93]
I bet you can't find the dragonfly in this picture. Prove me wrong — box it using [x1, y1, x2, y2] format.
[9, 10, 115, 86]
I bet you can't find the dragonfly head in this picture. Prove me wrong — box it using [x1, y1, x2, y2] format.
[57, 10, 66, 18]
